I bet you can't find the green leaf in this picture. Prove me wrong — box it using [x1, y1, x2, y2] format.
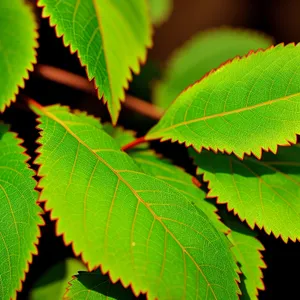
[148, 0, 172, 26]
[0, 0, 37, 112]
[0, 125, 42, 300]
[38, 0, 152, 124]
[154, 28, 272, 109]
[224, 219, 266, 300]
[30, 102, 239, 299]
[30, 258, 86, 300]
[190, 145, 300, 242]
[65, 270, 136, 299]
[147, 43, 300, 159]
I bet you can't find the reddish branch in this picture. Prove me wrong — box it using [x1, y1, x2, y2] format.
[36, 64, 163, 120]
[121, 136, 148, 152]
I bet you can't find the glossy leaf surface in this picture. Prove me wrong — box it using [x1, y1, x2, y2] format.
[148, 44, 300, 158]
[66, 270, 135, 299]
[38, 0, 151, 124]
[0, 125, 42, 299]
[154, 28, 272, 109]
[149, 0, 172, 26]
[31, 102, 239, 299]
[190, 145, 300, 241]
[30, 258, 86, 300]
[0, 0, 37, 112]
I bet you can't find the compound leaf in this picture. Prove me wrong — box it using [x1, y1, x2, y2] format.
[147, 44, 300, 159]
[148, 0, 172, 26]
[30, 258, 86, 300]
[225, 219, 265, 300]
[0, 125, 42, 299]
[0, 0, 37, 112]
[154, 28, 272, 109]
[65, 270, 135, 299]
[190, 145, 300, 242]
[38, 0, 151, 124]
[30, 102, 239, 299]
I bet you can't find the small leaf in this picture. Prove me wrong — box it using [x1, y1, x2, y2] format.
[65, 270, 136, 299]
[30, 102, 239, 299]
[148, 0, 173, 26]
[0, 0, 37, 112]
[154, 28, 272, 109]
[147, 43, 300, 159]
[224, 218, 266, 300]
[0, 125, 42, 299]
[190, 145, 300, 241]
[30, 258, 86, 300]
[38, 0, 152, 124]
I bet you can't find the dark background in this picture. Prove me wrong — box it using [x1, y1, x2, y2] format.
[3, 0, 300, 298]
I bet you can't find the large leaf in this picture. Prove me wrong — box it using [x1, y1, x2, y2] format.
[38, 0, 151, 124]
[154, 28, 272, 109]
[147, 43, 300, 159]
[0, 125, 42, 299]
[190, 145, 300, 241]
[30, 258, 86, 300]
[225, 220, 265, 299]
[0, 0, 37, 112]
[148, 0, 172, 26]
[65, 270, 136, 299]
[30, 101, 239, 299]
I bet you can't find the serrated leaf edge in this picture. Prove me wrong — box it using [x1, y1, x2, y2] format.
[31, 103, 241, 300]
[37, 0, 153, 124]
[3, 129, 45, 300]
[0, 2, 39, 113]
[148, 43, 300, 160]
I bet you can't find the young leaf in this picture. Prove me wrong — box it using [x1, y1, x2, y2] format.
[0, 0, 37, 112]
[148, 0, 173, 26]
[190, 145, 300, 242]
[147, 43, 300, 159]
[225, 219, 266, 299]
[65, 270, 135, 299]
[37, 0, 152, 124]
[0, 125, 42, 300]
[154, 28, 272, 109]
[30, 258, 86, 300]
[30, 102, 239, 299]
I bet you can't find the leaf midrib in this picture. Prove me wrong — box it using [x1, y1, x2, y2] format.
[148, 91, 300, 136]
[36, 105, 217, 298]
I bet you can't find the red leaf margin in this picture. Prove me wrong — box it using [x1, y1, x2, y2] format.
[0, 2, 39, 113]
[36, 0, 154, 125]
[30, 101, 241, 300]
[2, 128, 45, 300]
[147, 43, 299, 161]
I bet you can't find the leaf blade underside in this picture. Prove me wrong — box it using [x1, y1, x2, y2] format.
[37, 0, 152, 124]
[31, 102, 239, 300]
[190, 145, 300, 242]
[153, 27, 272, 110]
[0, 125, 42, 300]
[147, 43, 300, 158]
[0, 0, 37, 112]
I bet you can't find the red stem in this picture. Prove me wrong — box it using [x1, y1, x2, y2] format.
[122, 136, 147, 152]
